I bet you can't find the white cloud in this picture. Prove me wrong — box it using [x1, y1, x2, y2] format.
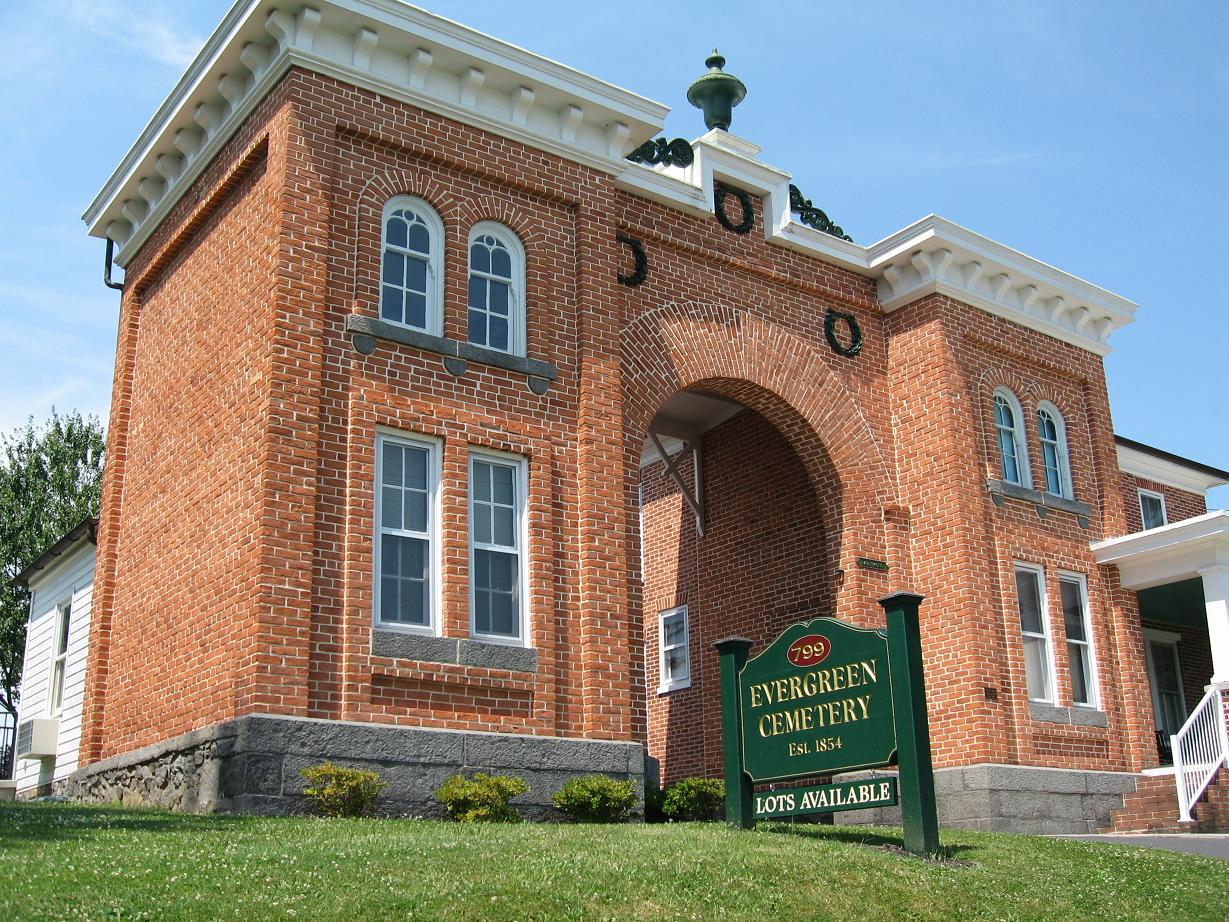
[61, 0, 205, 70]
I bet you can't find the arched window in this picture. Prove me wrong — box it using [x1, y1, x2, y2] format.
[467, 222, 525, 356]
[380, 196, 444, 335]
[993, 387, 1030, 486]
[1036, 402, 1072, 498]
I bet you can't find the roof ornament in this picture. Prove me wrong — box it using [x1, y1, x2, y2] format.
[686, 50, 746, 131]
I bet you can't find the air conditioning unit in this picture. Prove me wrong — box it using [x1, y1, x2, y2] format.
[15, 717, 58, 760]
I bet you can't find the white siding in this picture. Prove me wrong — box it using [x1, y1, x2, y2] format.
[13, 542, 95, 795]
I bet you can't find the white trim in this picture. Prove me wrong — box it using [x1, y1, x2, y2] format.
[379, 195, 444, 336]
[1117, 442, 1228, 495]
[994, 387, 1032, 488]
[1091, 509, 1229, 590]
[84, 0, 668, 266]
[1014, 562, 1056, 704]
[373, 429, 442, 635]
[1144, 627, 1184, 645]
[1057, 571, 1098, 708]
[657, 605, 691, 694]
[468, 448, 529, 646]
[1037, 401, 1073, 500]
[46, 598, 72, 718]
[466, 221, 526, 357]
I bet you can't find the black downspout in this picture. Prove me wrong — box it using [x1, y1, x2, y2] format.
[103, 238, 125, 292]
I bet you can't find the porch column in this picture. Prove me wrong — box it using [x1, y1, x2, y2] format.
[1199, 565, 1229, 684]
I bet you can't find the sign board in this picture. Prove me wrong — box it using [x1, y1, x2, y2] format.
[716, 593, 940, 856]
[738, 618, 895, 782]
[754, 777, 898, 820]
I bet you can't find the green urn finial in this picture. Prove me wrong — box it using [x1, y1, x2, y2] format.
[687, 49, 746, 132]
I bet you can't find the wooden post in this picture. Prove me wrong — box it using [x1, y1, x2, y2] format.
[714, 636, 754, 829]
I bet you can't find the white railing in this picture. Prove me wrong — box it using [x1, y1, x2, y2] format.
[1172, 685, 1229, 822]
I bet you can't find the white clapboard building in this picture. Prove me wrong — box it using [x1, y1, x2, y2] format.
[11, 519, 96, 797]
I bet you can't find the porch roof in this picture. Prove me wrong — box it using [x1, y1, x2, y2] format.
[1091, 510, 1229, 591]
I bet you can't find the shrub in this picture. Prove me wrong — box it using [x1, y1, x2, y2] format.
[300, 762, 387, 818]
[436, 772, 528, 823]
[552, 775, 637, 823]
[661, 777, 725, 822]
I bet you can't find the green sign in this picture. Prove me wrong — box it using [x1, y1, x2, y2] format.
[716, 594, 941, 856]
[754, 777, 898, 820]
[738, 618, 895, 782]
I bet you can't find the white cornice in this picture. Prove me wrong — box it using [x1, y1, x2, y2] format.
[84, 0, 669, 266]
[1091, 510, 1229, 590]
[86, 1, 1139, 358]
[1117, 443, 1229, 494]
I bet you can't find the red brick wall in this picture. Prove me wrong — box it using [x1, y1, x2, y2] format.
[640, 409, 835, 782]
[85, 63, 1158, 782]
[1121, 473, 1207, 532]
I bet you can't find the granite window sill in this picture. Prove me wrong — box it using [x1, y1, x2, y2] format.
[1029, 701, 1108, 728]
[372, 629, 537, 674]
[345, 314, 558, 394]
[987, 479, 1092, 528]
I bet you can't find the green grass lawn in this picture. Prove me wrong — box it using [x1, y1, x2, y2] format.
[0, 802, 1224, 921]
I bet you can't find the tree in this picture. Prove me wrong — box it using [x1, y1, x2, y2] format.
[0, 410, 105, 778]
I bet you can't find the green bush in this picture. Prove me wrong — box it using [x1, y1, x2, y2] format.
[552, 775, 637, 823]
[436, 772, 528, 823]
[661, 777, 725, 822]
[300, 762, 388, 818]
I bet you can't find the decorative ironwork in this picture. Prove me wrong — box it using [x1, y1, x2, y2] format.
[616, 233, 648, 287]
[789, 184, 853, 242]
[714, 183, 754, 235]
[824, 309, 863, 357]
[626, 137, 694, 168]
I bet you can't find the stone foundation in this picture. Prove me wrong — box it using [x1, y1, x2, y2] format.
[58, 714, 645, 818]
[832, 764, 1139, 834]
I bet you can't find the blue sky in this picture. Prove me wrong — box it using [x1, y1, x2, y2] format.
[2, 1, 1226, 504]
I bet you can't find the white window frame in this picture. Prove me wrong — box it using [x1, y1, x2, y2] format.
[47, 598, 72, 717]
[468, 448, 529, 646]
[657, 606, 691, 694]
[1138, 488, 1168, 530]
[1057, 571, 1098, 708]
[993, 387, 1031, 487]
[1013, 562, 1056, 704]
[1036, 401, 1073, 499]
[380, 195, 445, 336]
[373, 430, 442, 635]
[466, 221, 526, 357]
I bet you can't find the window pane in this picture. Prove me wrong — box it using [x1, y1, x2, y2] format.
[57, 605, 71, 654]
[380, 286, 403, 323]
[383, 442, 404, 486]
[473, 463, 491, 502]
[404, 491, 427, 533]
[380, 575, 400, 622]
[474, 503, 492, 544]
[493, 506, 515, 546]
[1015, 569, 1043, 634]
[406, 256, 427, 294]
[488, 316, 509, 352]
[666, 646, 689, 681]
[998, 429, 1019, 483]
[469, 309, 487, 346]
[471, 242, 490, 274]
[475, 590, 491, 635]
[489, 281, 509, 315]
[407, 222, 430, 254]
[485, 551, 516, 592]
[1023, 636, 1051, 700]
[1060, 579, 1086, 642]
[1150, 642, 1179, 690]
[1043, 442, 1061, 494]
[406, 293, 426, 330]
[381, 486, 402, 530]
[492, 465, 514, 505]
[663, 613, 685, 646]
[491, 244, 511, 278]
[406, 448, 427, 491]
[1068, 643, 1091, 705]
[995, 396, 1013, 428]
[488, 591, 516, 637]
[386, 214, 408, 249]
[382, 250, 405, 286]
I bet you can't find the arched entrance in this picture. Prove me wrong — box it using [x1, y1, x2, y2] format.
[621, 303, 908, 783]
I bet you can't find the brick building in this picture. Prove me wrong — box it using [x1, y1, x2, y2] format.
[16, 0, 1228, 831]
